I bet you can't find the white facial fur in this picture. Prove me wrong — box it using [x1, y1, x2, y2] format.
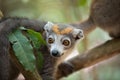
[72, 28, 84, 39]
[48, 34, 68, 57]
[44, 22, 54, 32]
[44, 21, 84, 57]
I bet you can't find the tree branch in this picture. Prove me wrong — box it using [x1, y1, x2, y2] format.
[55, 38, 120, 79]
[69, 38, 120, 70]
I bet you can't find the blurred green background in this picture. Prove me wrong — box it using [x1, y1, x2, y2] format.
[0, 0, 120, 80]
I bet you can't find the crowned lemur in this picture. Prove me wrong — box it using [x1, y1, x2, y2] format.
[0, 0, 120, 80]
[0, 17, 84, 80]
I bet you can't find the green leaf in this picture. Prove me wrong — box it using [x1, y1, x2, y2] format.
[26, 29, 45, 69]
[8, 29, 36, 72]
[20, 27, 45, 70]
[26, 29, 46, 49]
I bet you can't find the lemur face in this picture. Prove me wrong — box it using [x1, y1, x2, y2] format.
[44, 22, 84, 57]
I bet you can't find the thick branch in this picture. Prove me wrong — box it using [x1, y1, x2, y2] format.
[69, 38, 120, 71]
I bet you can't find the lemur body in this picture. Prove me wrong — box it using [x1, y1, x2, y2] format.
[55, 0, 120, 79]
[91, 0, 120, 38]
[0, 17, 83, 80]
[72, 0, 120, 38]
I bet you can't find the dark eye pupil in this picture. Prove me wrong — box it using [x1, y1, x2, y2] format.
[63, 40, 70, 46]
[48, 38, 54, 44]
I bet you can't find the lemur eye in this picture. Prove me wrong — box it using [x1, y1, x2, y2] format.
[62, 39, 70, 46]
[48, 38, 54, 44]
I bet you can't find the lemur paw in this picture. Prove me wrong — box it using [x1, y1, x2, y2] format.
[109, 32, 120, 38]
[55, 62, 74, 79]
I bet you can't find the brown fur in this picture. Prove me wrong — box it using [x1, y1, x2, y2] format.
[0, 17, 70, 80]
[52, 25, 73, 35]
[71, 0, 120, 38]
[55, 0, 120, 79]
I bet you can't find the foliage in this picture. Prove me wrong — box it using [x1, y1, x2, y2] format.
[23, 27, 45, 70]
[8, 27, 45, 72]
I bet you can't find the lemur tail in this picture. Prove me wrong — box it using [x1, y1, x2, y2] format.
[71, 17, 96, 36]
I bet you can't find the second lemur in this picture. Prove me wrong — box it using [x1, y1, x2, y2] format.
[72, 0, 120, 38]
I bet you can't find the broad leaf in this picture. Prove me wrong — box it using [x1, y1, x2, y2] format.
[8, 29, 36, 72]
[20, 27, 46, 69]
[26, 29, 46, 49]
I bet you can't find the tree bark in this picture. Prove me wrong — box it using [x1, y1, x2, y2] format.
[68, 38, 120, 71]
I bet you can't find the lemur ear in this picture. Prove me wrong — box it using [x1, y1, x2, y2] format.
[72, 29, 84, 40]
[44, 22, 54, 32]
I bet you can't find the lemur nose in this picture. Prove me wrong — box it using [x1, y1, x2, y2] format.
[51, 50, 60, 57]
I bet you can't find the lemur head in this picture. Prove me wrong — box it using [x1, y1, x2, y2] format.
[44, 22, 84, 57]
